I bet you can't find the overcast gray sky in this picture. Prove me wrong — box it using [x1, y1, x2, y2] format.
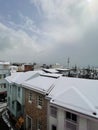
[0, 0, 98, 67]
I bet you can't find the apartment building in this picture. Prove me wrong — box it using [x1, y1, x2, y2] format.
[22, 74, 60, 130]
[5, 69, 98, 130]
[47, 77, 98, 130]
[0, 61, 10, 101]
[5, 70, 44, 129]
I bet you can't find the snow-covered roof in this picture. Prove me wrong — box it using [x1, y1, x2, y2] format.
[10, 65, 18, 69]
[5, 70, 98, 119]
[22, 75, 58, 95]
[56, 68, 71, 71]
[5, 72, 22, 84]
[5, 70, 44, 85]
[40, 73, 61, 78]
[42, 68, 59, 73]
[0, 62, 10, 65]
[47, 77, 98, 119]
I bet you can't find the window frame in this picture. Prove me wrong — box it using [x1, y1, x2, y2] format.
[12, 101, 15, 109]
[3, 74, 6, 78]
[0, 75, 2, 79]
[65, 111, 78, 130]
[10, 85, 11, 94]
[50, 106, 57, 118]
[37, 95, 43, 109]
[4, 84, 6, 88]
[26, 115, 32, 130]
[37, 118, 42, 130]
[66, 112, 77, 123]
[28, 91, 33, 103]
[18, 87, 21, 98]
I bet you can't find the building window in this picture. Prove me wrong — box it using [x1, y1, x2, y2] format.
[51, 125, 57, 130]
[28, 91, 33, 103]
[18, 87, 21, 98]
[37, 95, 43, 109]
[50, 106, 57, 118]
[4, 84, 6, 88]
[10, 86, 11, 93]
[8, 97, 10, 107]
[66, 112, 77, 123]
[12, 101, 14, 109]
[3, 74, 6, 78]
[37, 119, 42, 130]
[65, 112, 78, 130]
[17, 101, 21, 111]
[1, 85, 3, 88]
[26, 115, 32, 130]
[0, 75, 2, 79]
[0, 84, 2, 88]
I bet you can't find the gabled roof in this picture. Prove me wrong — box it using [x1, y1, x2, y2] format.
[5, 70, 44, 85]
[6, 70, 98, 119]
[47, 77, 98, 119]
[22, 75, 58, 95]
[5, 72, 23, 84]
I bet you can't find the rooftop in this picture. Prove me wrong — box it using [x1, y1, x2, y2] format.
[47, 77, 98, 118]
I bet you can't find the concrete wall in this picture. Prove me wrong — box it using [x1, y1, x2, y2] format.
[49, 106, 98, 130]
[88, 120, 98, 130]
[49, 107, 65, 130]
[78, 117, 88, 130]
[49, 116, 57, 130]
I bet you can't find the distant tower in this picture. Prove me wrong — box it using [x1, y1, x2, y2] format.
[67, 57, 70, 69]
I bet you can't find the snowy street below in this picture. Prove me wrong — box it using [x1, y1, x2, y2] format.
[0, 102, 14, 130]
[0, 102, 7, 114]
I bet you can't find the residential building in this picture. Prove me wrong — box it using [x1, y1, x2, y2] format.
[22, 73, 60, 130]
[10, 65, 18, 73]
[5, 69, 98, 130]
[0, 61, 10, 101]
[47, 77, 98, 130]
[20, 64, 34, 72]
[5, 70, 44, 129]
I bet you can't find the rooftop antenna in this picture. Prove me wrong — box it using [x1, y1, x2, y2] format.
[67, 57, 70, 69]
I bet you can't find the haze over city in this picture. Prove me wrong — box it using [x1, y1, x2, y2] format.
[0, 0, 98, 67]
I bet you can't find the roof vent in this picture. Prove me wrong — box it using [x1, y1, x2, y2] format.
[92, 112, 97, 115]
[46, 93, 48, 96]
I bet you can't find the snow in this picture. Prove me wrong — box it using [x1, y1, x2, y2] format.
[0, 102, 7, 115]
[0, 62, 10, 65]
[2, 110, 14, 130]
[40, 73, 61, 78]
[5, 72, 23, 83]
[5, 71, 98, 119]
[5, 70, 44, 85]
[47, 77, 98, 118]
[22, 75, 58, 94]
[42, 68, 59, 73]
[56, 68, 71, 71]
